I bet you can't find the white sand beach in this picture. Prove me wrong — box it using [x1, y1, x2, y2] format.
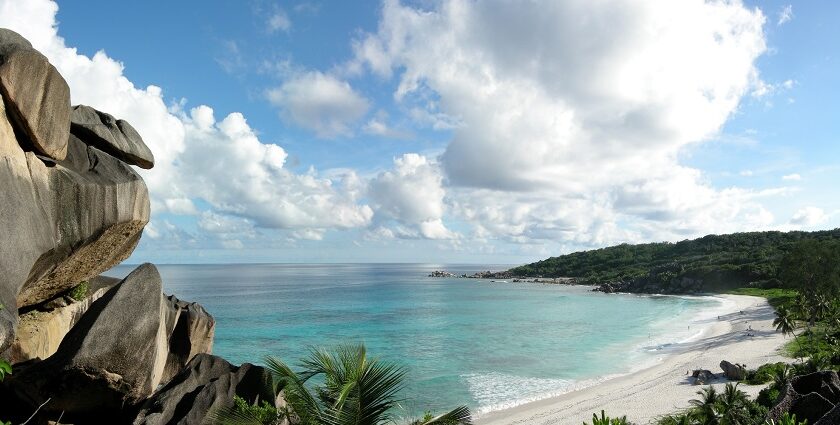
[476, 294, 788, 425]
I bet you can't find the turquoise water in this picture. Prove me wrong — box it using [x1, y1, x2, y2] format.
[106, 263, 720, 417]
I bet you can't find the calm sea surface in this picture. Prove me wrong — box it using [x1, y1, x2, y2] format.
[106, 263, 719, 417]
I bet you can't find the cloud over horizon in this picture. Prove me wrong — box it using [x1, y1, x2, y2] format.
[0, 0, 829, 261]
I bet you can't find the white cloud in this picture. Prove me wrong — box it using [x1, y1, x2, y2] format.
[778, 5, 793, 26]
[164, 198, 199, 215]
[268, 8, 291, 33]
[782, 173, 802, 181]
[266, 71, 370, 138]
[789, 207, 827, 228]
[177, 106, 373, 229]
[740, 170, 754, 177]
[369, 154, 456, 239]
[362, 111, 412, 139]
[0, 0, 373, 249]
[353, 0, 775, 244]
[752, 78, 796, 99]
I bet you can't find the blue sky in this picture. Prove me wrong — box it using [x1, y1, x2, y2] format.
[3, 0, 838, 264]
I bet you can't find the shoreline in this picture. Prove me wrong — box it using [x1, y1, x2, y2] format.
[475, 294, 788, 425]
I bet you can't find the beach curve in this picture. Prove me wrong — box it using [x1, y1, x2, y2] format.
[475, 294, 788, 425]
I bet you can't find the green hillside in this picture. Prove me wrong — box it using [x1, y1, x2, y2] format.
[508, 229, 840, 292]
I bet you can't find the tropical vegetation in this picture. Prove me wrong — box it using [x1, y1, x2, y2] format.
[212, 343, 472, 425]
[507, 229, 840, 291]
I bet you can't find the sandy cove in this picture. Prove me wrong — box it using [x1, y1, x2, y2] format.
[476, 294, 788, 425]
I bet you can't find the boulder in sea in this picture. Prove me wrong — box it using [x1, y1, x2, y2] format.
[0, 28, 70, 161]
[720, 360, 746, 381]
[133, 353, 286, 425]
[70, 104, 155, 169]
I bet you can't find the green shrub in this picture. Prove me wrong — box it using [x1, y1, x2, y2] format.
[585, 410, 630, 425]
[229, 395, 280, 424]
[746, 362, 788, 385]
[766, 412, 808, 425]
[68, 281, 89, 301]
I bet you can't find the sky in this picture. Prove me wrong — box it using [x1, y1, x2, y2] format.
[0, 0, 838, 264]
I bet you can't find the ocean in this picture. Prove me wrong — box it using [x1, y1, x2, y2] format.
[105, 263, 722, 418]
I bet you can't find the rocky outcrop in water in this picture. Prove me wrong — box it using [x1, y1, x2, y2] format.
[0, 28, 279, 424]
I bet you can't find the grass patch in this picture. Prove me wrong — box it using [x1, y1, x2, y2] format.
[67, 281, 89, 302]
[726, 287, 798, 309]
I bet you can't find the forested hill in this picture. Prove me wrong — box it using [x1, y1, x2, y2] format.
[507, 229, 840, 292]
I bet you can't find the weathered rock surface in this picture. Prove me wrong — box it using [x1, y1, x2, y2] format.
[8, 276, 120, 363]
[71, 104, 155, 169]
[134, 354, 283, 425]
[9, 264, 171, 415]
[815, 403, 840, 425]
[0, 91, 149, 349]
[720, 360, 746, 381]
[691, 369, 716, 385]
[768, 371, 840, 424]
[0, 28, 33, 51]
[161, 294, 216, 384]
[0, 29, 70, 161]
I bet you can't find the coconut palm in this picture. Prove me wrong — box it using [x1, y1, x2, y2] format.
[212, 343, 471, 425]
[688, 386, 720, 425]
[771, 364, 793, 390]
[773, 306, 796, 338]
[716, 383, 750, 425]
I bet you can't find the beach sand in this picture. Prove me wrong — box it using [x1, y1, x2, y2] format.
[476, 294, 788, 425]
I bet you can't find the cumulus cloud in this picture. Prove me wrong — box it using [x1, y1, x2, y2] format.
[266, 71, 370, 138]
[789, 207, 828, 228]
[0, 0, 373, 249]
[352, 0, 778, 245]
[369, 154, 456, 239]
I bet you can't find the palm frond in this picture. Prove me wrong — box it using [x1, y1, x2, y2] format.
[264, 355, 323, 425]
[415, 405, 473, 425]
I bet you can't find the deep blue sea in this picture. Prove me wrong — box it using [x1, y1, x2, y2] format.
[106, 263, 721, 418]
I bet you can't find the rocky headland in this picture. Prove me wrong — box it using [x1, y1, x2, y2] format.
[0, 28, 283, 424]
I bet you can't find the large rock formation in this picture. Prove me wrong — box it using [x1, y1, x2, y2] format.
[10, 264, 173, 414]
[134, 354, 282, 425]
[0, 67, 150, 350]
[8, 263, 219, 419]
[0, 29, 70, 161]
[71, 105, 155, 169]
[720, 360, 746, 381]
[768, 371, 840, 424]
[9, 276, 120, 363]
[0, 27, 277, 424]
[162, 295, 216, 383]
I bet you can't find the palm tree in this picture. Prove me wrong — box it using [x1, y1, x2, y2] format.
[716, 383, 750, 425]
[771, 364, 792, 390]
[773, 306, 796, 338]
[689, 386, 719, 425]
[773, 306, 804, 362]
[212, 343, 471, 425]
